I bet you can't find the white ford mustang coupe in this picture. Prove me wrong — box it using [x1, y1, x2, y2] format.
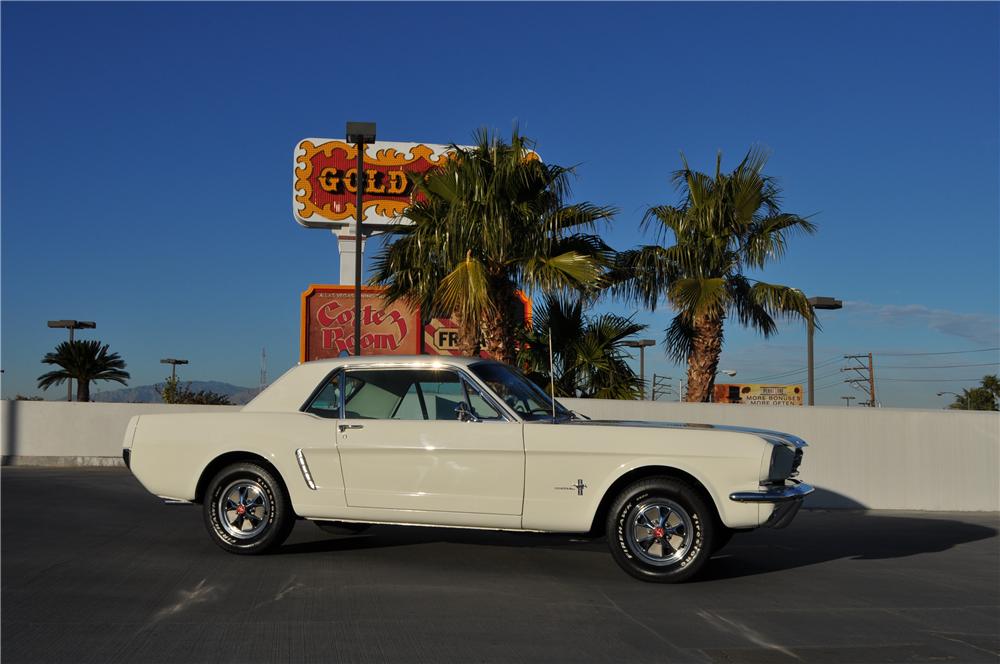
[124, 356, 812, 582]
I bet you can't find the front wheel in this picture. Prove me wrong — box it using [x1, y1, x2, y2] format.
[203, 462, 294, 555]
[606, 478, 716, 583]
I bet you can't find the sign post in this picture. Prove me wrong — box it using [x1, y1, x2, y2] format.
[345, 122, 376, 356]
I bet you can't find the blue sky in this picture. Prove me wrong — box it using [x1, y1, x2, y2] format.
[2, 2, 997, 407]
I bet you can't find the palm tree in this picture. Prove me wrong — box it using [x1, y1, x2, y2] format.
[37, 340, 130, 402]
[612, 148, 816, 402]
[948, 375, 999, 411]
[518, 294, 646, 399]
[370, 128, 616, 363]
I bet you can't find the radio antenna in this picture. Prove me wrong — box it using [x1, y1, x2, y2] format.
[548, 328, 556, 419]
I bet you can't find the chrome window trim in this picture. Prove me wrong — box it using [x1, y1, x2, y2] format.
[339, 365, 517, 423]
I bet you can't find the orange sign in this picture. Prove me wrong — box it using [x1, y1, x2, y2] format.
[425, 318, 463, 355]
[293, 140, 453, 228]
[301, 286, 421, 362]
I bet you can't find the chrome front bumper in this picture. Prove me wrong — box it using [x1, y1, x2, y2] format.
[729, 481, 814, 529]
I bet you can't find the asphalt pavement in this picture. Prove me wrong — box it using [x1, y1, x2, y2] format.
[2, 467, 998, 663]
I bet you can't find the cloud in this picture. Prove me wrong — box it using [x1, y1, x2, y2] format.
[845, 301, 1000, 346]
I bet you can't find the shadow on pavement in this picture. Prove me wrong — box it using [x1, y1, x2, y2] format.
[278, 511, 997, 580]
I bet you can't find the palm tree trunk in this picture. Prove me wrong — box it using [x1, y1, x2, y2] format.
[451, 311, 480, 357]
[685, 314, 724, 402]
[479, 282, 519, 365]
[76, 378, 91, 402]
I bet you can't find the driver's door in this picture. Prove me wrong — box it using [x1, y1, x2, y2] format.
[337, 367, 525, 516]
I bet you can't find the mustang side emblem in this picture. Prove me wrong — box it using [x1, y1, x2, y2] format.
[554, 479, 587, 496]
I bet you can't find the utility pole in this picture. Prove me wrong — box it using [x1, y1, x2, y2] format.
[160, 358, 189, 381]
[843, 354, 877, 407]
[651, 374, 672, 401]
[259, 347, 268, 393]
[841, 395, 855, 407]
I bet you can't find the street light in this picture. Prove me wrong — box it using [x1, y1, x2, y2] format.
[47, 320, 96, 402]
[936, 391, 966, 410]
[346, 121, 376, 357]
[160, 358, 189, 381]
[718, 369, 737, 377]
[806, 296, 842, 406]
[623, 339, 656, 399]
[842, 395, 855, 407]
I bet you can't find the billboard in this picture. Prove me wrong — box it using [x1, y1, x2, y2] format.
[302, 286, 533, 362]
[713, 384, 803, 406]
[301, 286, 422, 362]
[293, 140, 455, 229]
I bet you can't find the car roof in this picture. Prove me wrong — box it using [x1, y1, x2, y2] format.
[242, 355, 499, 413]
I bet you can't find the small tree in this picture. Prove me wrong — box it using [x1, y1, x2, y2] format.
[518, 294, 646, 399]
[157, 376, 232, 405]
[37, 340, 130, 402]
[948, 375, 999, 411]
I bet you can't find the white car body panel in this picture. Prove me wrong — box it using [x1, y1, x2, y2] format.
[125, 356, 811, 533]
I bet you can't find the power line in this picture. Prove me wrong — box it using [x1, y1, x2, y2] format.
[878, 362, 999, 369]
[877, 378, 985, 382]
[744, 355, 841, 382]
[876, 347, 999, 357]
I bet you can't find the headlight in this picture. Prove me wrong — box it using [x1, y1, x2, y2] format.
[767, 444, 802, 482]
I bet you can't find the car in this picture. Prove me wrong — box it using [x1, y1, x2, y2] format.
[123, 356, 813, 583]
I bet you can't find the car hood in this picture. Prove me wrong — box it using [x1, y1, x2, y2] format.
[560, 418, 807, 448]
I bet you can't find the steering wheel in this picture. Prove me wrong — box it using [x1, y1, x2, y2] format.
[526, 407, 552, 415]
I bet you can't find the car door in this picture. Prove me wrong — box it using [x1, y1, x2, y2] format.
[337, 367, 525, 516]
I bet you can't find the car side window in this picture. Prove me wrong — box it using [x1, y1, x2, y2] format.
[341, 368, 504, 421]
[305, 372, 341, 419]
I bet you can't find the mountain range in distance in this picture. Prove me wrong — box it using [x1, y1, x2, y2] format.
[92, 381, 259, 405]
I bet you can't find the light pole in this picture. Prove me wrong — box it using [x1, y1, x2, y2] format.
[623, 339, 656, 399]
[710, 370, 737, 402]
[841, 395, 855, 407]
[160, 358, 189, 381]
[346, 121, 376, 357]
[47, 320, 96, 402]
[936, 391, 966, 410]
[806, 296, 842, 406]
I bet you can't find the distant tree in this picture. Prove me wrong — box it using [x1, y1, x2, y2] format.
[15, 395, 44, 401]
[37, 340, 130, 402]
[948, 375, 999, 411]
[518, 294, 646, 399]
[157, 376, 232, 405]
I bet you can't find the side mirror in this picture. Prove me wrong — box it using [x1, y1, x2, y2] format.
[454, 402, 481, 423]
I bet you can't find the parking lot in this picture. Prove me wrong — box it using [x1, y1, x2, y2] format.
[2, 467, 998, 663]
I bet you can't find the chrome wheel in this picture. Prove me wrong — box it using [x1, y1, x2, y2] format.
[217, 480, 270, 540]
[625, 499, 693, 566]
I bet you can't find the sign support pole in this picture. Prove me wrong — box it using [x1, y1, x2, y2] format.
[346, 122, 376, 356]
[353, 140, 364, 356]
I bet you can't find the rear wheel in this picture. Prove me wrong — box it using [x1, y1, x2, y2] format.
[203, 462, 294, 554]
[606, 478, 716, 583]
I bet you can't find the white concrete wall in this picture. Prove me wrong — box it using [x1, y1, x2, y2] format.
[2, 399, 998, 511]
[562, 398, 1000, 512]
[1, 400, 237, 465]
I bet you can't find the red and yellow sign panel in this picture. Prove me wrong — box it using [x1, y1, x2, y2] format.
[714, 384, 803, 406]
[293, 140, 454, 228]
[301, 286, 421, 362]
[302, 286, 533, 361]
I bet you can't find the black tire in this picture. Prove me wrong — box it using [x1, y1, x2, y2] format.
[606, 477, 716, 583]
[203, 462, 294, 555]
[314, 520, 370, 536]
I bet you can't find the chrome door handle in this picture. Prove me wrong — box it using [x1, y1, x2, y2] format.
[338, 424, 364, 432]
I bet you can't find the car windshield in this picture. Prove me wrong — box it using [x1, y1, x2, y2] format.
[469, 361, 572, 421]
